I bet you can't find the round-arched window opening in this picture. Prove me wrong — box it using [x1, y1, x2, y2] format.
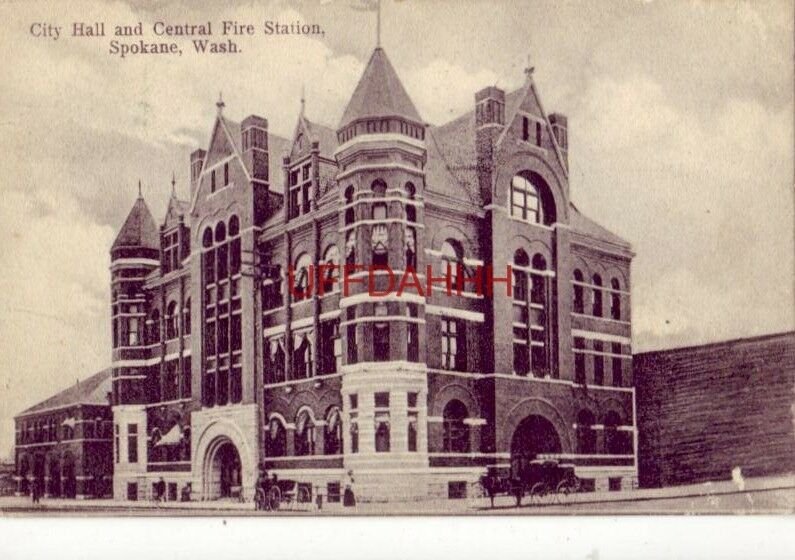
[371, 179, 387, 197]
[509, 172, 556, 225]
[214, 222, 226, 243]
[532, 253, 547, 270]
[228, 215, 240, 237]
[344, 185, 354, 204]
[202, 227, 213, 248]
[405, 182, 416, 199]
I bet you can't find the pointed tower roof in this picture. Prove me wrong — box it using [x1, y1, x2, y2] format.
[111, 192, 159, 254]
[338, 48, 422, 129]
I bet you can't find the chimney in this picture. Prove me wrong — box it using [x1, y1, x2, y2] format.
[241, 114, 269, 182]
[474, 86, 505, 205]
[190, 149, 206, 196]
[549, 113, 568, 169]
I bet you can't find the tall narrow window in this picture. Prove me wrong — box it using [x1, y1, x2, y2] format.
[612, 343, 623, 387]
[405, 227, 416, 269]
[610, 278, 622, 320]
[406, 304, 419, 362]
[321, 245, 340, 294]
[592, 274, 603, 317]
[294, 409, 315, 456]
[573, 269, 585, 313]
[166, 301, 178, 340]
[441, 240, 464, 291]
[407, 392, 418, 452]
[223, 162, 229, 186]
[292, 253, 312, 302]
[574, 337, 586, 384]
[324, 407, 342, 455]
[373, 302, 389, 361]
[114, 424, 120, 463]
[441, 318, 462, 371]
[346, 308, 357, 364]
[374, 392, 390, 452]
[593, 341, 604, 385]
[183, 298, 191, 336]
[513, 249, 529, 301]
[522, 116, 530, 141]
[211, 170, 216, 193]
[576, 410, 596, 454]
[349, 394, 359, 456]
[127, 424, 138, 463]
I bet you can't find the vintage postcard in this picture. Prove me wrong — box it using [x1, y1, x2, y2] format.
[0, 0, 793, 539]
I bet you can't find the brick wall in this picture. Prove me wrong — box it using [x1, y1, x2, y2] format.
[635, 332, 795, 488]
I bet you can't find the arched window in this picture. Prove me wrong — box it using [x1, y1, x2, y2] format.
[592, 274, 603, 317]
[294, 409, 315, 456]
[182, 298, 191, 336]
[442, 400, 470, 453]
[513, 249, 529, 301]
[371, 179, 387, 197]
[576, 410, 596, 454]
[293, 333, 312, 378]
[148, 309, 161, 344]
[344, 185, 354, 204]
[510, 174, 541, 223]
[345, 231, 356, 265]
[292, 253, 312, 302]
[405, 182, 416, 199]
[214, 222, 226, 244]
[373, 302, 389, 361]
[374, 420, 390, 453]
[228, 215, 239, 237]
[202, 227, 213, 248]
[441, 239, 464, 289]
[324, 407, 342, 455]
[267, 417, 286, 457]
[610, 278, 622, 320]
[266, 337, 286, 384]
[321, 245, 340, 294]
[404, 227, 416, 269]
[573, 269, 585, 313]
[165, 301, 178, 340]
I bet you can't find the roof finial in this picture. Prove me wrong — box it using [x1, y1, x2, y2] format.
[216, 91, 225, 116]
[300, 83, 306, 116]
[171, 171, 176, 197]
[137, 179, 142, 198]
[376, 0, 382, 48]
[524, 53, 535, 81]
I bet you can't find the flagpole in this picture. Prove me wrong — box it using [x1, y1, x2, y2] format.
[376, 0, 381, 47]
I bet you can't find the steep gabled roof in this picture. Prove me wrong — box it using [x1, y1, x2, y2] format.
[304, 118, 338, 158]
[17, 368, 112, 417]
[569, 203, 631, 249]
[111, 195, 159, 252]
[339, 47, 422, 128]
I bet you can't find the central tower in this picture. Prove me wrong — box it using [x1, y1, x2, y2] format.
[334, 47, 430, 500]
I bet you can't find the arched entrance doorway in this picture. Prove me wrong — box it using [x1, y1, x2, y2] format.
[205, 439, 242, 500]
[510, 415, 562, 478]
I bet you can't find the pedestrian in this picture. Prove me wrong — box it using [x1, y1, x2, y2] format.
[343, 470, 356, 507]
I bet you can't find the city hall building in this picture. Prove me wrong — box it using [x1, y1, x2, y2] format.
[104, 45, 636, 501]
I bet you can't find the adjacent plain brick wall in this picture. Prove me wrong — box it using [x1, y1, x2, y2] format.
[634, 332, 795, 488]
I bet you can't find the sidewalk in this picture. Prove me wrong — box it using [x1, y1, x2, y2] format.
[2, 473, 793, 515]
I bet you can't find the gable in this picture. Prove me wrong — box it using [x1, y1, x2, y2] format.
[204, 119, 236, 169]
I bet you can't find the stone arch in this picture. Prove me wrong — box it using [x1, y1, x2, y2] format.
[508, 235, 552, 265]
[430, 383, 481, 418]
[194, 419, 255, 501]
[495, 152, 569, 223]
[599, 397, 630, 425]
[502, 397, 573, 453]
[430, 224, 476, 258]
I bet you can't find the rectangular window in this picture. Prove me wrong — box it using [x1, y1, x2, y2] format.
[593, 352, 604, 386]
[373, 323, 389, 361]
[522, 117, 529, 141]
[224, 162, 229, 186]
[127, 423, 138, 463]
[574, 337, 586, 384]
[127, 482, 138, 501]
[114, 424, 120, 463]
[535, 121, 542, 146]
[211, 170, 216, 193]
[374, 392, 390, 452]
[374, 392, 389, 408]
[612, 343, 623, 387]
[441, 318, 462, 371]
[448, 481, 467, 499]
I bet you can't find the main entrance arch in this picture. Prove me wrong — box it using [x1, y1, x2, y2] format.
[510, 415, 562, 477]
[203, 437, 242, 500]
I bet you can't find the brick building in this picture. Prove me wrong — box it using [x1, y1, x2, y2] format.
[13, 369, 113, 499]
[102, 46, 637, 502]
[635, 332, 795, 488]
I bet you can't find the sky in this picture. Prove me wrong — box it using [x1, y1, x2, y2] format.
[0, 0, 792, 460]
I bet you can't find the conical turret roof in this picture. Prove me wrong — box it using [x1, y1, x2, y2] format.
[339, 47, 422, 129]
[111, 194, 159, 253]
